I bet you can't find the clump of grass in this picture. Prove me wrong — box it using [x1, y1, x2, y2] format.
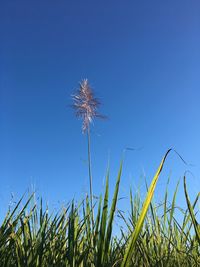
[0, 152, 199, 266]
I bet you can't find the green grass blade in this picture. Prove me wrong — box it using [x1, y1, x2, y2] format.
[104, 161, 123, 263]
[183, 176, 200, 245]
[97, 171, 109, 266]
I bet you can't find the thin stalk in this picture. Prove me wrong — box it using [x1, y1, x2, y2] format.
[87, 126, 94, 228]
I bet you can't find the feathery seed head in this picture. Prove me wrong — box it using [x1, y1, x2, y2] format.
[72, 79, 105, 133]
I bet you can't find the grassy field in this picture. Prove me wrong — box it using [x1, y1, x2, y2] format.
[0, 151, 199, 266]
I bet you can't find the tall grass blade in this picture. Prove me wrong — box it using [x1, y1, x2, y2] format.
[104, 161, 123, 263]
[121, 149, 171, 267]
[183, 176, 200, 245]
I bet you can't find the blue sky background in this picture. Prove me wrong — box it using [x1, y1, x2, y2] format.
[0, 0, 200, 218]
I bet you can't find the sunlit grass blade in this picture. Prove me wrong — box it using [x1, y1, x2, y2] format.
[121, 149, 171, 267]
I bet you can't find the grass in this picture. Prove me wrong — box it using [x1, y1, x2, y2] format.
[0, 151, 199, 266]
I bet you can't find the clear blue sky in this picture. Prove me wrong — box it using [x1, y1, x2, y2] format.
[0, 1, 200, 217]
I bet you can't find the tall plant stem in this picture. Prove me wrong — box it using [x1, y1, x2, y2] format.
[87, 127, 94, 228]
